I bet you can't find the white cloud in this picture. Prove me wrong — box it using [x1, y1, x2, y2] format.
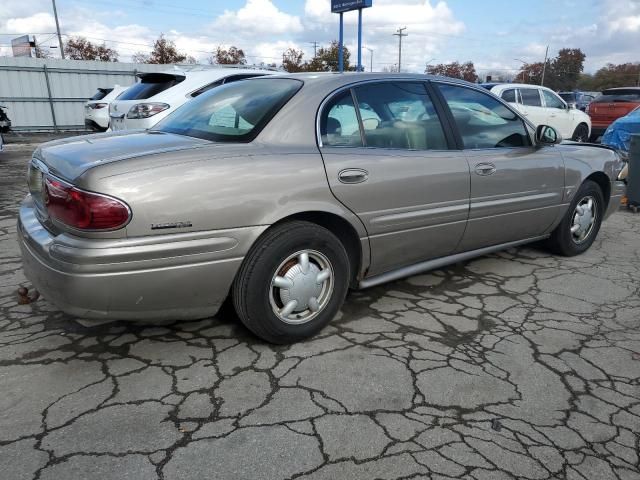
[213, 0, 303, 36]
[303, 0, 465, 72]
[1, 0, 636, 75]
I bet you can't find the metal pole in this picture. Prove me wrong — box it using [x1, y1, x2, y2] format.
[357, 9, 362, 72]
[43, 65, 58, 132]
[52, 0, 65, 59]
[338, 12, 344, 72]
[541, 45, 549, 86]
[393, 27, 407, 73]
[369, 48, 373, 72]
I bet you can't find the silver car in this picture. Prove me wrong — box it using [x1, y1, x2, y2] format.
[18, 73, 626, 343]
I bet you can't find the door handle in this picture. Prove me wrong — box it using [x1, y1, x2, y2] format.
[475, 163, 496, 176]
[338, 168, 369, 184]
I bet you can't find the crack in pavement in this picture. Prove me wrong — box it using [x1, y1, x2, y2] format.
[0, 144, 639, 480]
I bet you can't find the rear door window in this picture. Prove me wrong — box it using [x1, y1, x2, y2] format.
[352, 82, 448, 150]
[118, 74, 185, 100]
[437, 83, 531, 149]
[520, 88, 543, 107]
[320, 91, 363, 147]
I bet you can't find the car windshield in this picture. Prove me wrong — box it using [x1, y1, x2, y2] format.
[89, 88, 112, 101]
[118, 73, 185, 100]
[594, 90, 640, 103]
[559, 93, 576, 102]
[154, 78, 302, 142]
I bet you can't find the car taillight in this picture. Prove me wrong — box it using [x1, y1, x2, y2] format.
[44, 176, 130, 230]
[127, 103, 170, 119]
[90, 103, 108, 109]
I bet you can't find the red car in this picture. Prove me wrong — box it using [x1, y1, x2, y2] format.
[587, 87, 640, 141]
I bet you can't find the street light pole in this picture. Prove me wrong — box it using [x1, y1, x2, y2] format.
[362, 47, 373, 72]
[52, 0, 65, 59]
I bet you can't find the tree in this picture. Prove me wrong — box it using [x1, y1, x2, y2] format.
[131, 51, 150, 63]
[137, 34, 187, 64]
[426, 61, 478, 82]
[514, 48, 586, 90]
[281, 48, 305, 72]
[210, 46, 246, 65]
[64, 36, 118, 62]
[577, 63, 640, 91]
[34, 43, 52, 59]
[305, 41, 351, 72]
[548, 48, 586, 90]
[514, 62, 545, 84]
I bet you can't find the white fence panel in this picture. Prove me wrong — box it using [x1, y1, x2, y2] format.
[0, 57, 175, 131]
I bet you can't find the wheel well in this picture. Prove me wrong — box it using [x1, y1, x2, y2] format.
[275, 211, 363, 287]
[585, 172, 611, 209]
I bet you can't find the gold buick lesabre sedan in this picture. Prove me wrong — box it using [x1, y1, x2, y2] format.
[19, 73, 626, 343]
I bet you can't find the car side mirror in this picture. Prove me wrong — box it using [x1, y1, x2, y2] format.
[535, 125, 562, 145]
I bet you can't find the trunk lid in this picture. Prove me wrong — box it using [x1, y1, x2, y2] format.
[33, 130, 209, 182]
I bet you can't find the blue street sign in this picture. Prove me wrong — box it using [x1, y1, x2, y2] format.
[331, 0, 372, 14]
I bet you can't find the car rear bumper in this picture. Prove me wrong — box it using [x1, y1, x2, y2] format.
[18, 196, 266, 321]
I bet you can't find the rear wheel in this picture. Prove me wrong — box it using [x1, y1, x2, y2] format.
[547, 180, 604, 256]
[232, 221, 350, 344]
[571, 123, 589, 142]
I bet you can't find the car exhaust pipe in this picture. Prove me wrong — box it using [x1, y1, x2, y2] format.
[17, 286, 39, 305]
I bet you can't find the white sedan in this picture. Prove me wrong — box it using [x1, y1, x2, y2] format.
[483, 83, 592, 142]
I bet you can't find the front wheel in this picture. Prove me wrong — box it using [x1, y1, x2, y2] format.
[232, 221, 350, 344]
[571, 123, 589, 142]
[547, 180, 604, 256]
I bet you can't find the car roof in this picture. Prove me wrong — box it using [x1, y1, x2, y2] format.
[603, 87, 640, 91]
[245, 72, 484, 91]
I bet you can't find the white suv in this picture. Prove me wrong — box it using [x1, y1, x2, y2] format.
[109, 67, 274, 131]
[484, 83, 591, 142]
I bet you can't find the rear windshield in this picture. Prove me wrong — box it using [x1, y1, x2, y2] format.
[594, 90, 640, 103]
[89, 88, 112, 100]
[559, 93, 576, 102]
[118, 74, 185, 100]
[154, 78, 302, 142]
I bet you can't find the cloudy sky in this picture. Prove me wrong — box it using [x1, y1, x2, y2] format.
[1, 0, 638, 75]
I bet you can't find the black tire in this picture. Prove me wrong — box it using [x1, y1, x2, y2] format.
[547, 180, 605, 256]
[232, 221, 350, 344]
[571, 123, 589, 142]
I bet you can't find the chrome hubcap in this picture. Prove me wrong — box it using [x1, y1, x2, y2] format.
[570, 196, 597, 244]
[269, 250, 334, 324]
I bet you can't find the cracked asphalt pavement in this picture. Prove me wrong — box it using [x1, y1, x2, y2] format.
[1, 141, 639, 480]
